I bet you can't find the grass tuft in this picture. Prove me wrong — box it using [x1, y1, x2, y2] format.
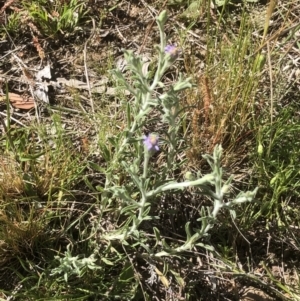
[185, 7, 260, 169]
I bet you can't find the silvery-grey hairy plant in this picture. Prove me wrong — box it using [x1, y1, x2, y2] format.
[98, 10, 258, 257]
[50, 244, 99, 282]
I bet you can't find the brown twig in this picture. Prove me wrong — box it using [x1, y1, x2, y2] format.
[0, 0, 15, 15]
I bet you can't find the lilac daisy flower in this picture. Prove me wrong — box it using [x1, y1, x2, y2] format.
[143, 134, 159, 152]
[164, 45, 181, 59]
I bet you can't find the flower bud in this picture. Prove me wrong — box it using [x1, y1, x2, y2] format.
[157, 10, 168, 26]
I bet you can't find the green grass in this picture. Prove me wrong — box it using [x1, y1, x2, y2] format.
[1, 0, 88, 38]
[1, 0, 300, 300]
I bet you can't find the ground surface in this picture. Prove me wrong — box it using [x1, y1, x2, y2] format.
[1, 0, 300, 300]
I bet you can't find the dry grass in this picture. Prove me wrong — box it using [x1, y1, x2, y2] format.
[1, 0, 300, 300]
[0, 153, 25, 196]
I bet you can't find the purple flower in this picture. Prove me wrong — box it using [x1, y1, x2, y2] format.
[164, 45, 181, 58]
[143, 134, 159, 152]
